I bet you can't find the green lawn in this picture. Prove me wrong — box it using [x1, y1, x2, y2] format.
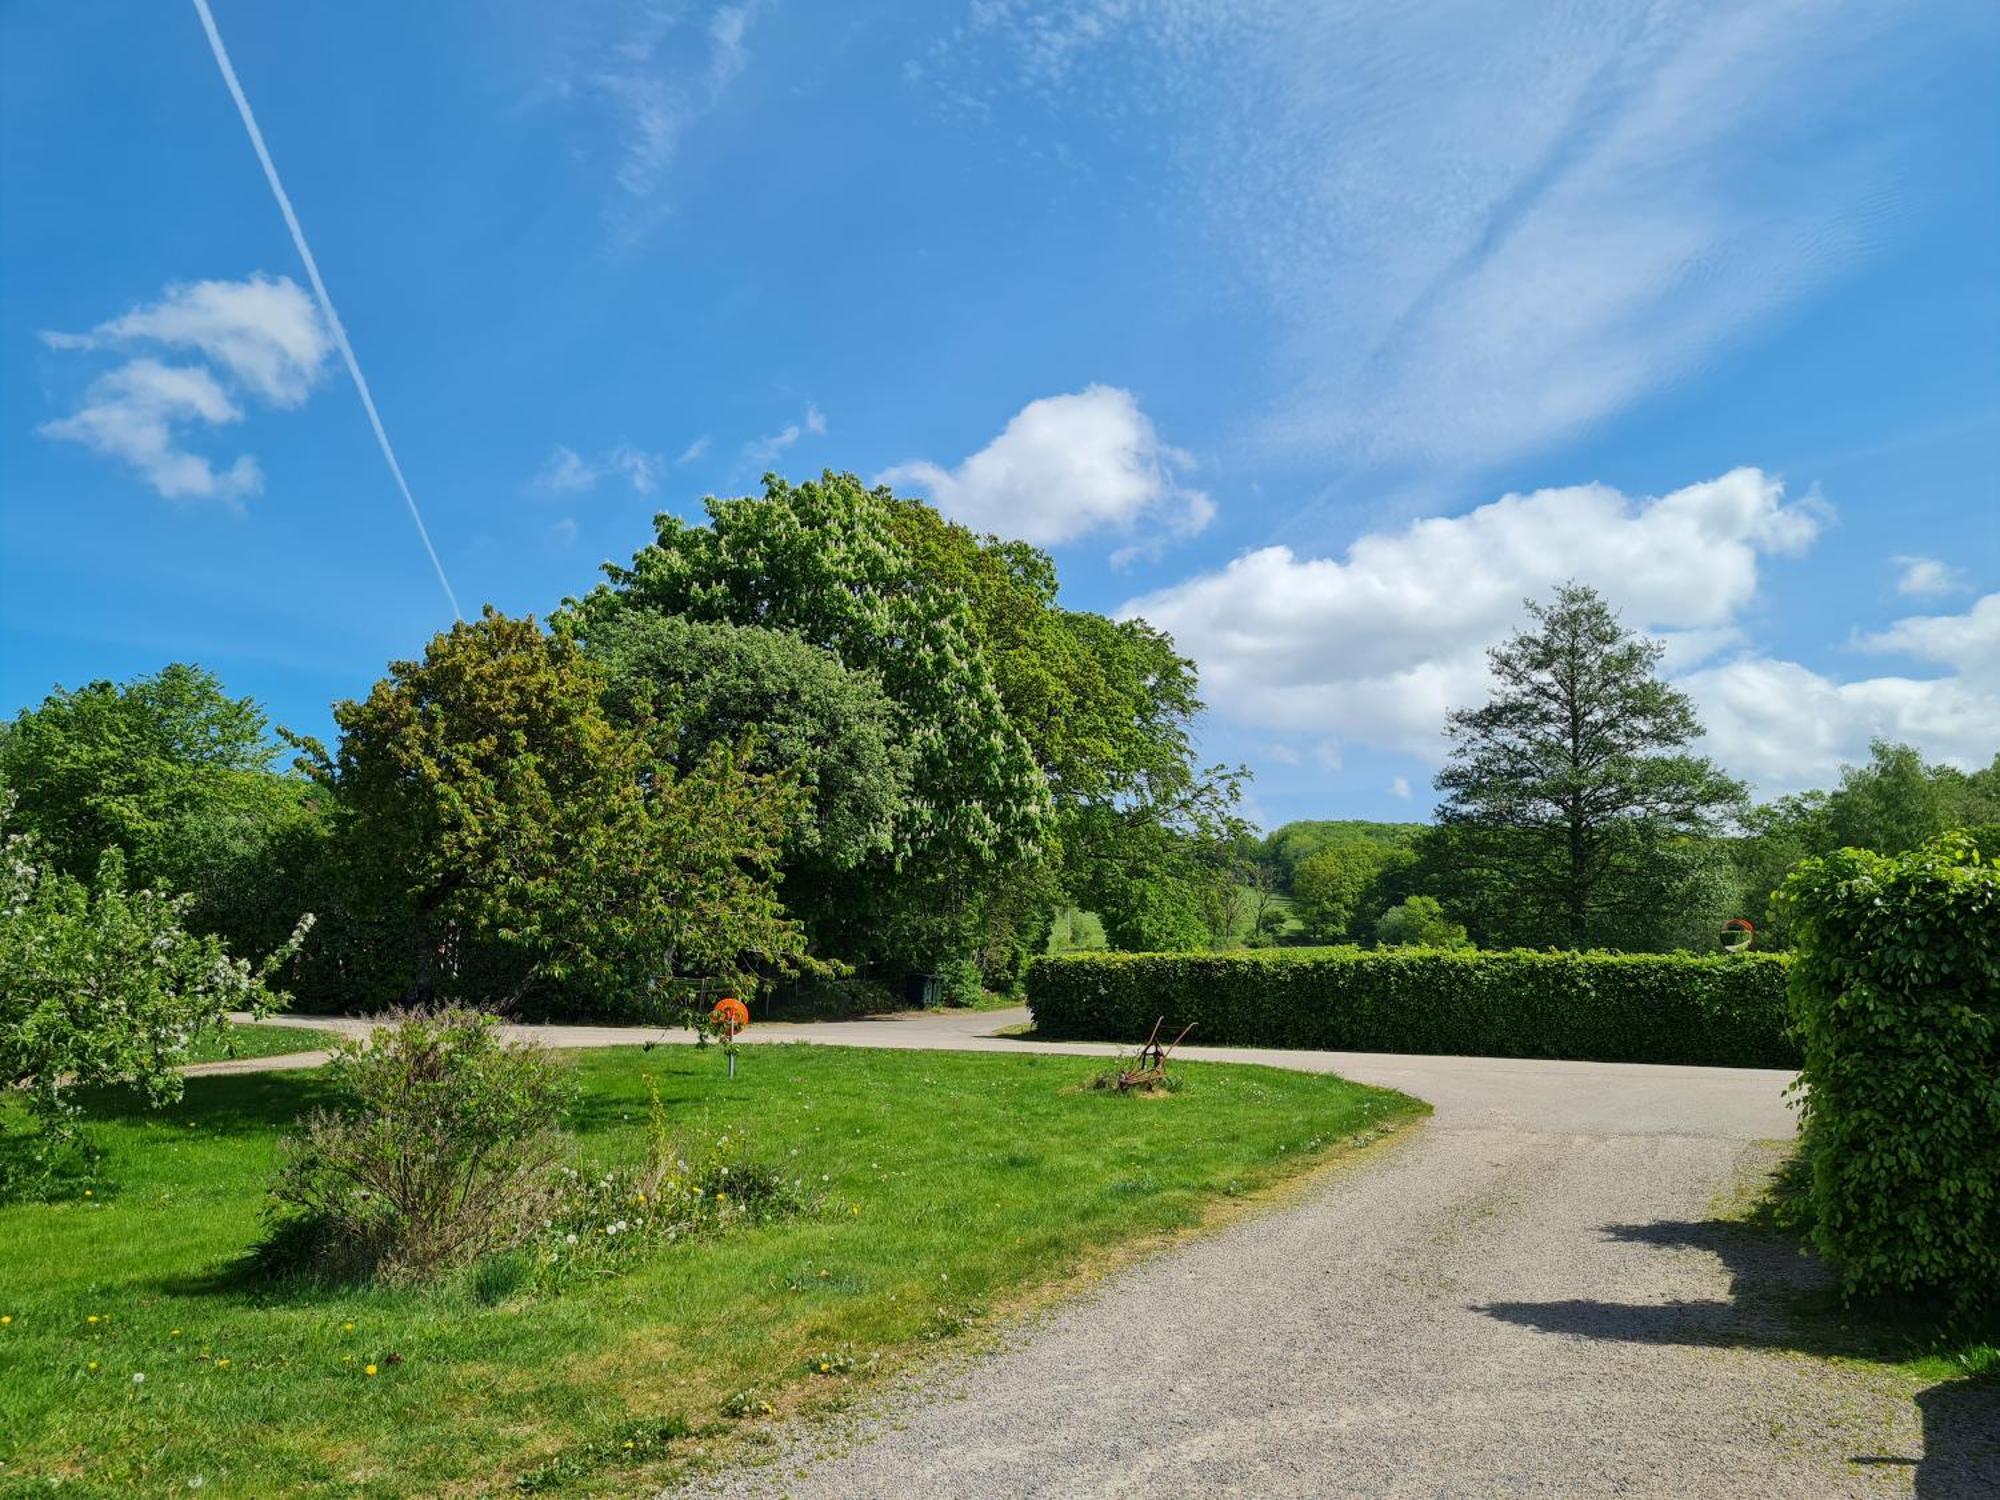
[181, 1022, 346, 1066]
[0, 1043, 1421, 1497]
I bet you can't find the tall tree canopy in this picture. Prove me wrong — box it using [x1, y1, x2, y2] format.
[573, 471, 1227, 972]
[573, 474, 1049, 971]
[297, 610, 804, 1015]
[0, 663, 321, 956]
[1435, 583, 1745, 949]
[584, 612, 912, 957]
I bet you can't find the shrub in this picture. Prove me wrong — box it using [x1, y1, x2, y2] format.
[1779, 833, 1999, 1311]
[1027, 947, 1794, 1067]
[1374, 896, 1468, 949]
[262, 1009, 575, 1282]
[0, 802, 309, 1186]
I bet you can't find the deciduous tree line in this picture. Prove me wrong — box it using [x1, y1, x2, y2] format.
[0, 474, 1250, 1017]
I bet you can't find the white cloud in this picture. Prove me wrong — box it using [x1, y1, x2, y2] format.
[1121, 467, 1822, 752]
[677, 436, 711, 465]
[45, 275, 330, 407]
[1126, 467, 1996, 794]
[742, 403, 826, 470]
[39, 358, 262, 502]
[531, 442, 662, 496]
[1389, 776, 1412, 800]
[879, 385, 1212, 552]
[1892, 554, 1967, 598]
[535, 2, 763, 245]
[37, 275, 331, 504]
[940, 2, 1914, 483]
[1682, 603, 1999, 790]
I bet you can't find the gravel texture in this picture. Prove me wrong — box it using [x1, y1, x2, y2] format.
[218, 1008, 1999, 1496]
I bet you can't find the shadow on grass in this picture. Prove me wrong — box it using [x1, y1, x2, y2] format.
[1475, 1217, 2000, 1498]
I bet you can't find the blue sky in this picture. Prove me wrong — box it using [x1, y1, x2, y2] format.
[4, 1, 1996, 827]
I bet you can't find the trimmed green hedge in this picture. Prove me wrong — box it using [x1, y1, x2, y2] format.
[1026, 947, 1796, 1068]
[1780, 834, 1999, 1311]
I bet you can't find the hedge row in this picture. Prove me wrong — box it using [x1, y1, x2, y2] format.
[1026, 947, 1796, 1069]
[1781, 834, 1998, 1310]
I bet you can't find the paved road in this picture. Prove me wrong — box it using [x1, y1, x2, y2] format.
[214, 1010, 1997, 1497]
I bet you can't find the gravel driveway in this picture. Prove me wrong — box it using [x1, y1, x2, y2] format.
[222, 1008, 1998, 1496]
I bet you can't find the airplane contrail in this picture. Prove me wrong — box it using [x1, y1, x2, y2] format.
[189, 0, 463, 621]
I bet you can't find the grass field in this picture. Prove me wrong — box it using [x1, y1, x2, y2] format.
[0, 1043, 1421, 1496]
[180, 1022, 346, 1067]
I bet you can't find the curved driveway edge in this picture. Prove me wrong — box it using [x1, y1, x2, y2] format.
[211, 1009, 1996, 1496]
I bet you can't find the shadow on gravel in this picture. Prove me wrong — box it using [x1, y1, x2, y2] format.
[1475, 1219, 2000, 1499]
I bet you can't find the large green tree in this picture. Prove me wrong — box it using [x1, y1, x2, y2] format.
[583, 612, 912, 957]
[1733, 740, 2000, 946]
[297, 610, 805, 1015]
[0, 663, 323, 957]
[1435, 583, 1746, 950]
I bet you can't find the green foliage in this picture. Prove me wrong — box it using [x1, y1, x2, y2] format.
[0, 662, 324, 958]
[0, 805, 309, 1180]
[298, 610, 805, 1015]
[586, 612, 908, 873]
[576, 473, 1050, 969]
[262, 1009, 576, 1282]
[1436, 583, 1746, 949]
[1374, 896, 1468, 948]
[1735, 741, 2000, 946]
[1028, 947, 1794, 1067]
[1261, 820, 1424, 888]
[1290, 841, 1414, 941]
[1778, 833, 1999, 1311]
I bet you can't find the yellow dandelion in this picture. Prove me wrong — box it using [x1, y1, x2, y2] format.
[341, 1322, 355, 1333]
[622, 1441, 635, 1451]
[364, 1364, 378, 1377]
[715, 1191, 728, 1202]
[818, 1362, 829, 1372]
[87, 1315, 100, 1324]
[87, 1360, 99, 1371]
[851, 1205, 861, 1215]
[83, 1189, 93, 1198]
[169, 1328, 181, 1337]
[215, 1358, 230, 1369]
[1, 1315, 12, 1326]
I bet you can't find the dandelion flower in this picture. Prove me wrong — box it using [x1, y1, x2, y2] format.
[87, 1315, 100, 1324]
[342, 1321, 354, 1333]
[364, 1364, 378, 1377]
[87, 1360, 100, 1371]
[1, 1315, 11, 1326]
[83, 1189, 93, 1198]
[818, 1362, 829, 1372]
[215, 1358, 230, 1369]
[169, 1328, 181, 1337]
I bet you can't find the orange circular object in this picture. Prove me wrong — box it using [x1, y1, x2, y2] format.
[710, 997, 750, 1030]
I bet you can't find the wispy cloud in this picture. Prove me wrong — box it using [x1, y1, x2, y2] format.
[533, 1, 763, 246]
[936, 1, 1913, 491]
[38, 274, 329, 505]
[676, 436, 711, 465]
[880, 386, 1210, 557]
[1892, 554, 1967, 598]
[530, 442, 662, 496]
[742, 402, 825, 470]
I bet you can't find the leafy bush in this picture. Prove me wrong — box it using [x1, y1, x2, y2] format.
[1779, 833, 1999, 1311]
[1374, 896, 1468, 949]
[262, 1009, 576, 1282]
[0, 803, 309, 1185]
[1027, 946, 1794, 1067]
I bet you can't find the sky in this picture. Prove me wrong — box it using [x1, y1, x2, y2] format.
[3, 0, 1996, 828]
